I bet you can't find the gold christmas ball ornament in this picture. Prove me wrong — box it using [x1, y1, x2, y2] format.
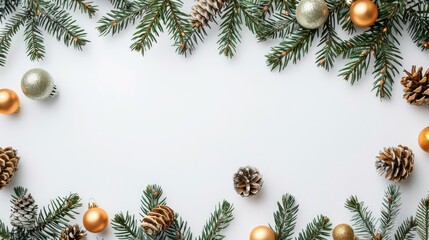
[249, 225, 276, 240]
[333, 224, 355, 240]
[21, 68, 57, 100]
[296, 0, 329, 29]
[0, 89, 20, 114]
[350, 0, 378, 27]
[418, 127, 429, 153]
[82, 200, 109, 233]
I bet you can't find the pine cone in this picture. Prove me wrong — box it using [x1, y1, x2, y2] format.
[60, 224, 87, 240]
[190, 0, 230, 29]
[0, 147, 20, 190]
[375, 145, 414, 182]
[141, 205, 174, 235]
[233, 166, 263, 197]
[10, 193, 38, 228]
[401, 65, 429, 105]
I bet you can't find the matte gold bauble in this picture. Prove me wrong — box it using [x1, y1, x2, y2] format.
[333, 224, 355, 240]
[418, 127, 429, 153]
[82, 201, 109, 233]
[0, 89, 20, 114]
[249, 225, 276, 240]
[350, 0, 378, 27]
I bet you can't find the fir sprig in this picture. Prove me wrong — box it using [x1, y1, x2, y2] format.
[0, 0, 93, 66]
[218, 0, 243, 58]
[99, 0, 191, 56]
[416, 195, 429, 240]
[272, 194, 299, 240]
[112, 184, 234, 240]
[198, 201, 234, 240]
[345, 185, 417, 240]
[1, 186, 82, 240]
[266, 28, 317, 71]
[296, 215, 331, 240]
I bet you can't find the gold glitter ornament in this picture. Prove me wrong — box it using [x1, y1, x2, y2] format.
[333, 224, 355, 240]
[296, 0, 329, 29]
[82, 200, 109, 233]
[249, 225, 276, 240]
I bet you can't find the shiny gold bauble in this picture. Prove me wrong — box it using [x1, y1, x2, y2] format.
[249, 225, 276, 240]
[350, 0, 378, 27]
[82, 201, 109, 233]
[0, 89, 20, 114]
[333, 224, 355, 240]
[418, 127, 429, 153]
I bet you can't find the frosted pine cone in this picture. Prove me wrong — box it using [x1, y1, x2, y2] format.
[233, 166, 263, 197]
[401, 65, 429, 105]
[141, 205, 174, 235]
[60, 224, 87, 240]
[375, 145, 414, 182]
[190, 0, 230, 29]
[0, 147, 20, 190]
[10, 193, 38, 228]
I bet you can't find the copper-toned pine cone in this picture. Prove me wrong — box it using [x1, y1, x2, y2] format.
[60, 224, 87, 240]
[401, 65, 429, 106]
[141, 205, 174, 235]
[190, 0, 230, 29]
[10, 193, 38, 229]
[375, 145, 414, 182]
[233, 166, 263, 197]
[0, 147, 20, 190]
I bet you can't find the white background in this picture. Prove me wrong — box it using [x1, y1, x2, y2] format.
[1, 2, 429, 239]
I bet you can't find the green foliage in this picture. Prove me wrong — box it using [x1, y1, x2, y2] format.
[197, 200, 234, 240]
[99, 0, 191, 56]
[346, 185, 417, 240]
[272, 194, 298, 240]
[268, 193, 331, 240]
[0, 0, 93, 67]
[1, 186, 82, 240]
[416, 195, 429, 240]
[112, 184, 234, 240]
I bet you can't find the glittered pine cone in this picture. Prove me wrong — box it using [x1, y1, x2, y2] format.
[10, 193, 38, 229]
[401, 65, 429, 106]
[141, 205, 174, 235]
[375, 145, 414, 182]
[60, 224, 87, 240]
[0, 147, 20, 190]
[233, 166, 263, 197]
[190, 0, 230, 29]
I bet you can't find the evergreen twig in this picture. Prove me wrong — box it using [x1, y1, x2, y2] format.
[112, 212, 144, 240]
[345, 195, 377, 239]
[272, 194, 299, 240]
[295, 215, 331, 240]
[416, 195, 429, 240]
[197, 200, 234, 240]
[379, 185, 401, 236]
[394, 217, 417, 240]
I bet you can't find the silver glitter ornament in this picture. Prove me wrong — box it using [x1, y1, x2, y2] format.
[296, 0, 329, 29]
[21, 68, 57, 100]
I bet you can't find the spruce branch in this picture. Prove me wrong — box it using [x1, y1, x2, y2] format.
[0, 10, 27, 66]
[272, 194, 299, 240]
[295, 215, 331, 240]
[394, 217, 417, 240]
[108, 0, 134, 10]
[141, 184, 166, 216]
[164, 0, 192, 51]
[24, 16, 45, 61]
[404, 1, 429, 51]
[379, 185, 401, 237]
[256, 10, 297, 41]
[34, 193, 82, 238]
[112, 212, 145, 240]
[52, 0, 98, 18]
[1, 0, 21, 21]
[416, 195, 429, 240]
[217, 0, 243, 58]
[166, 216, 194, 240]
[266, 28, 317, 71]
[97, 0, 147, 36]
[345, 195, 377, 239]
[197, 200, 234, 240]
[0, 220, 10, 240]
